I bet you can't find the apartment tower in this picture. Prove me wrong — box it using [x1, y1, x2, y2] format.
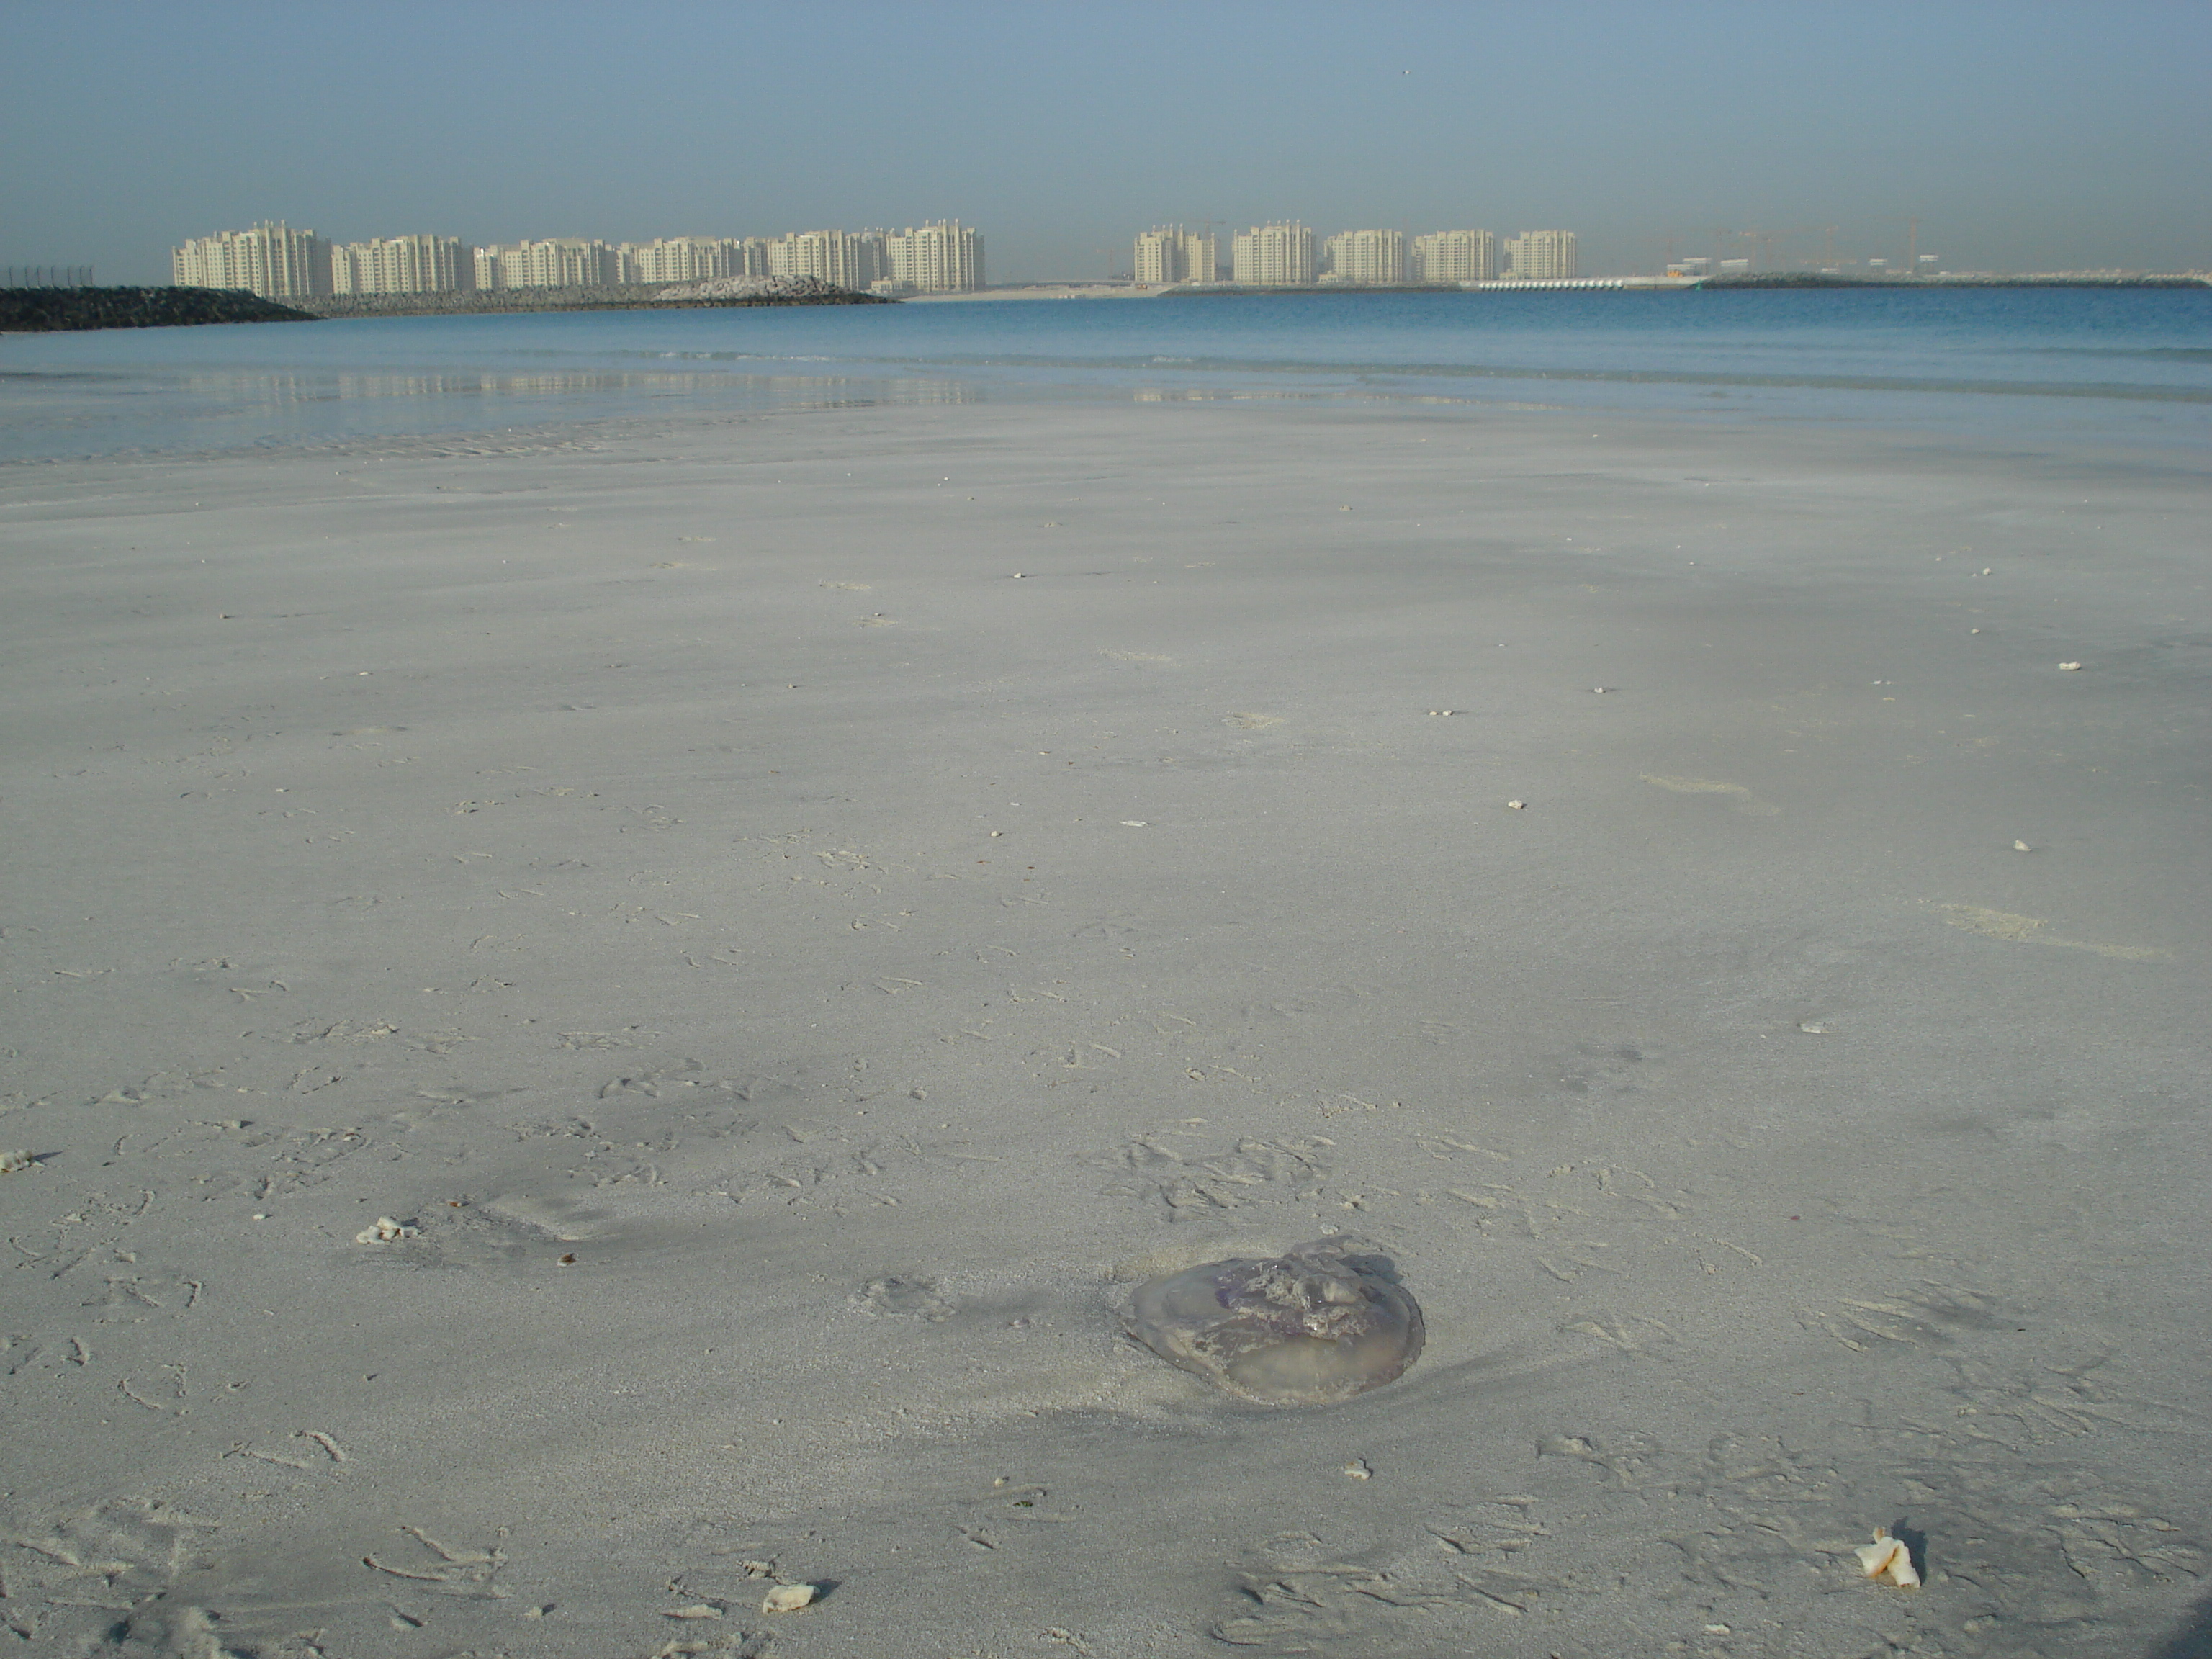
[768, 230, 885, 290]
[1231, 222, 1318, 286]
[1133, 225, 1218, 286]
[622, 237, 768, 284]
[1321, 229, 1407, 284]
[884, 221, 985, 292]
[472, 239, 625, 289]
[1502, 230, 1579, 281]
[1410, 229, 1498, 283]
[171, 222, 331, 299]
[329, 235, 470, 295]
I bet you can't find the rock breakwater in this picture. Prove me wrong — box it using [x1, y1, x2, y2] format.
[0, 286, 316, 332]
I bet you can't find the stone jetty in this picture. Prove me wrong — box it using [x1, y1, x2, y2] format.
[0, 286, 317, 331]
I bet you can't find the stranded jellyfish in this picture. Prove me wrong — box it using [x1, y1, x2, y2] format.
[1126, 1238, 1424, 1406]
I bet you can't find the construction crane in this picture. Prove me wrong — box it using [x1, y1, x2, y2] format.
[1764, 226, 1832, 271]
[1879, 216, 1925, 277]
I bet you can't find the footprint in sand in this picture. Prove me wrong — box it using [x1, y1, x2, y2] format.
[859, 1274, 956, 1321]
[1640, 775, 1781, 816]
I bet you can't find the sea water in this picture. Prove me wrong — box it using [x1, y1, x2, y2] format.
[1, 287, 2207, 464]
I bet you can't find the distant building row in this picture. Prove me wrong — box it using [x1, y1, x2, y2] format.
[1134, 224, 1577, 285]
[474, 222, 983, 295]
[171, 221, 985, 299]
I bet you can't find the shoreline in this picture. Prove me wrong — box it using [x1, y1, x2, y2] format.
[10, 276, 2201, 336]
[289, 282, 892, 320]
[946, 273, 2211, 299]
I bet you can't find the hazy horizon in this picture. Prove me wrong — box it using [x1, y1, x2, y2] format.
[4, 0, 2207, 286]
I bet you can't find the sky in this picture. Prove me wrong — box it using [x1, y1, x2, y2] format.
[4, 0, 2207, 284]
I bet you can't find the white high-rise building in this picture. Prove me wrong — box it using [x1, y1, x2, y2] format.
[884, 221, 984, 292]
[620, 237, 765, 284]
[1321, 229, 1406, 284]
[767, 229, 888, 290]
[171, 222, 331, 299]
[1133, 225, 1218, 286]
[1231, 222, 1317, 286]
[1502, 230, 1578, 281]
[1411, 229, 1498, 283]
[472, 239, 624, 289]
[329, 235, 470, 295]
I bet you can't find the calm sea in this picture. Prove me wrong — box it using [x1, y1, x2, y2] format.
[2, 287, 2207, 464]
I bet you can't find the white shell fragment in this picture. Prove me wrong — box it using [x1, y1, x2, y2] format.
[2058, 662, 2082, 671]
[2014, 840, 2032, 853]
[356, 1216, 420, 1244]
[761, 1583, 817, 1614]
[0, 1150, 35, 1174]
[1506, 799, 1527, 810]
[1855, 1529, 1921, 1588]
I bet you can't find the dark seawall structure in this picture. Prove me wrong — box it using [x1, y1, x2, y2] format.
[0, 287, 318, 331]
[2, 280, 895, 332]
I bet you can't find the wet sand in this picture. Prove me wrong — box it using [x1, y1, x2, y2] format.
[2, 399, 2207, 1657]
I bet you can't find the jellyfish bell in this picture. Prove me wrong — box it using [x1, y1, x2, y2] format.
[1127, 1238, 1424, 1406]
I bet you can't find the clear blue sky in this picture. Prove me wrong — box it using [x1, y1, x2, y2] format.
[4, 0, 2206, 282]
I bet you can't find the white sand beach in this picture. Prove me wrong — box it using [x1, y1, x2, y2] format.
[2, 397, 2206, 1657]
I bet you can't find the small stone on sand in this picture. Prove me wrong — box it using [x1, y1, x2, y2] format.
[1506, 799, 1526, 810]
[762, 1583, 817, 1614]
